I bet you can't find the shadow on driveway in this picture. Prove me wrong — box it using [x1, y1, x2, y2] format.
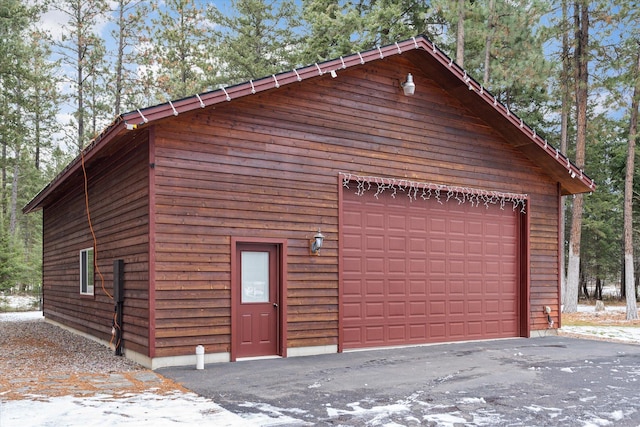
[159, 337, 640, 426]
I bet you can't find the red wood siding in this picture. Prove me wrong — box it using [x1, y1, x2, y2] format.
[42, 137, 150, 355]
[150, 56, 559, 357]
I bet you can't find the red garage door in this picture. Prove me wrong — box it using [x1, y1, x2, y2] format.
[341, 187, 521, 349]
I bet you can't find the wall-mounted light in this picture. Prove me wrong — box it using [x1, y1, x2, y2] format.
[310, 229, 325, 255]
[401, 73, 415, 96]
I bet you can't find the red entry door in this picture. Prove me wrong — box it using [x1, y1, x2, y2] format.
[235, 243, 279, 358]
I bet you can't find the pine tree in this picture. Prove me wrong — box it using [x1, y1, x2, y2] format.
[300, 0, 361, 63]
[563, 0, 589, 313]
[623, 50, 639, 318]
[109, 0, 150, 116]
[142, 0, 209, 101]
[207, 0, 302, 84]
[51, 0, 110, 152]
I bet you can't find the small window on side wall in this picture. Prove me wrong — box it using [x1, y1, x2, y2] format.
[80, 247, 95, 295]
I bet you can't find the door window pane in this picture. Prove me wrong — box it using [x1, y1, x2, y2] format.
[241, 251, 269, 303]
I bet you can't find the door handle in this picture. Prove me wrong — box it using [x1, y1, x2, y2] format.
[273, 303, 278, 308]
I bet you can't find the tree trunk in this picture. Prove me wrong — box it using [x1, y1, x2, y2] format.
[623, 49, 640, 320]
[77, 23, 84, 153]
[482, 0, 495, 87]
[559, 0, 571, 308]
[456, 0, 465, 67]
[114, 0, 124, 117]
[9, 148, 19, 235]
[1, 132, 6, 219]
[564, 1, 589, 313]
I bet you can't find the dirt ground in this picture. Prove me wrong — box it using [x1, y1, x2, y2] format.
[0, 317, 188, 401]
[562, 302, 640, 326]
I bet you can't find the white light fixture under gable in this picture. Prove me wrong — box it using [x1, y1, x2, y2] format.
[402, 73, 415, 96]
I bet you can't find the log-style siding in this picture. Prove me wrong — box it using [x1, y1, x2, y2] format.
[42, 137, 150, 355]
[151, 57, 559, 357]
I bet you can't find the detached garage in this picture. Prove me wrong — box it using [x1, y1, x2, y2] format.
[23, 36, 594, 369]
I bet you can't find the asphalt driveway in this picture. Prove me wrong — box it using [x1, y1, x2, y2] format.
[159, 336, 640, 426]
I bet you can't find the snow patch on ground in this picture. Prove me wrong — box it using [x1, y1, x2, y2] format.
[0, 294, 39, 312]
[0, 391, 253, 427]
[238, 401, 312, 426]
[561, 326, 640, 343]
[0, 310, 43, 322]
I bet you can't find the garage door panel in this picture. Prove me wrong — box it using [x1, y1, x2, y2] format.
[342, 188, 520, 349]
[388, 326, 406, 342]
[430, 300, 446, 315]
[342, 257, 362, 274]
[410, 301, 426, 316]
[343, 233, 363, 250]
[389, 236, 407, 251]
[366, 302, 384, 318]
[366, 212, 384, 229]
[366, 235, 384, 251]
[430, 280, 446, 295]
[450, 218, 466, 234]
[388, 258, 406, 273]
[429, 217, 447, 233]
[343, 279, 362, 296]
[365, 279, 384, 296]
[410, 324, 427, 339]
[366, 258, 384, 273]
[410, 259, 426, 274]
[343, 302, 362, 319]
[409, 216, 426, 232]
[430, 238, 446, 253]
[388, 302, 406, 317]
[410, 280, 427, 295]
[388, 214, 406, 230]
[365, 326, 384, 343]
[430, 259, 446, 274]
[388, 280, 405, 295]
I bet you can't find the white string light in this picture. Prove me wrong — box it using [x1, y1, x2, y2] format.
[168, 100, 178, 116]
[340, 172, 528, 213]
[221, 87, 231, 101]
[195, 93, 205, 108]
[136, 109, 148, 123]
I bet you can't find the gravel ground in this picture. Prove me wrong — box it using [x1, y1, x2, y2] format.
[0, 314, 186, 400]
